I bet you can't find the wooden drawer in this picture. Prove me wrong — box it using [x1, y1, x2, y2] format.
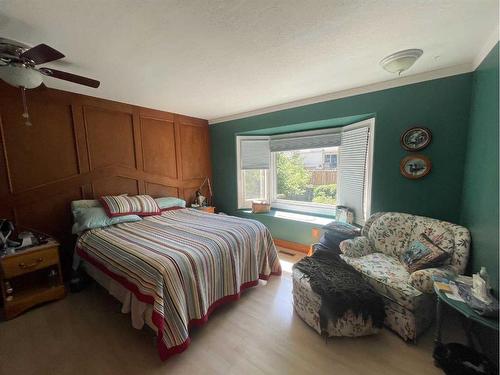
[1, 247, 59, 279]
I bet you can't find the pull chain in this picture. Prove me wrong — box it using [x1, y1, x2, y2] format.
[20, 87, 32, 126]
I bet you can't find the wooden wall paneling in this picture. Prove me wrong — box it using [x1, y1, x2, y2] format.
[15, 188, 81, 240]
[83, 105, 137, 170]
[83, 104, 138, 197]
[132, 107, 145, 194]
[0, 207, 15, 223]
[71, 100, 92, 198]
[71, 103, 90, 174]
[140, 111, 177, 179]
[15, 187, 83, 277]
[178, 115, 211, 181]
[0, 114, 13, 195]
[144, 182, 179, 198]
[173, 115, 185, 202]
[139, 108, 180, 198]
[93, 176, 140, 197]
[0, 81, 210, 277]
[176, 115, 212, 205]
[1, 92, 79, 193]
[182, 187, 198, 204]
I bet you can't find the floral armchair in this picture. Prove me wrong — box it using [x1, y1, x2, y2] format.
[339, 212, 470, 341]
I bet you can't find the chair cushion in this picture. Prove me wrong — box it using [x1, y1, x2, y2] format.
[339, 236, 375, 258]
[368, 213, 414, 258]
[341, 252, 425, 311]
[409, 266, 457, 294]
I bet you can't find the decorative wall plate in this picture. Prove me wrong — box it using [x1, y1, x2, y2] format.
[401, 127, 432, 151]
[400, 154, 431, 179]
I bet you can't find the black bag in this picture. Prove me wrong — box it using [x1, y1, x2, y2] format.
[433, 343, 498, 375]
[317, 222, 360, 254]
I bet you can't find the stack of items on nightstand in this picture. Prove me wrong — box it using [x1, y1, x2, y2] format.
[0, 221, 65, 320]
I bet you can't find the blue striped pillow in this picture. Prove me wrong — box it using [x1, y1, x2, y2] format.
[100, 195, 161, 217]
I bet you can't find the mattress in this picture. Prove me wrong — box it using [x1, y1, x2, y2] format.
[75, 208, 281, 360]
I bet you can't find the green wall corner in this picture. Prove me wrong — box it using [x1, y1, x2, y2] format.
[460, 43, 499, 290]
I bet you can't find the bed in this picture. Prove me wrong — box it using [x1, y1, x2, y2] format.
[74, 207, 281, 360]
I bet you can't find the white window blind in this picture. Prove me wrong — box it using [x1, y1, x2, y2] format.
[337, 125, 371, 225]
[239, 138, 270, 170]
[270, 129, 341, 152]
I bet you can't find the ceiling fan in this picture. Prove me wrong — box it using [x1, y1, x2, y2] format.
[0, 37, 100, 126]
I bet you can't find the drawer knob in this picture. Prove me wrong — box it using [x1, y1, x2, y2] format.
[18, 258, 44, 269]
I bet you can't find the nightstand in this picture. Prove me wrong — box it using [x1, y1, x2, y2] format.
[195, 206, 215, 214]
[0, 240, 66, 320]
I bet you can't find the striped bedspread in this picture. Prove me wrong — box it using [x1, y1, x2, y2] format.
[75, 208, 281, 360]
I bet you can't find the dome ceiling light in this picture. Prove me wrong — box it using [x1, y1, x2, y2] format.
[380, 49, 423, 75]
[0, 37, 100, 126]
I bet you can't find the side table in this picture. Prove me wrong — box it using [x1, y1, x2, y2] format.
[434, 283, 499, 351]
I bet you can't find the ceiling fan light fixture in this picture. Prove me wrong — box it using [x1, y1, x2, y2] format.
[0, 63, 43, 88]
[380, 49, 423, 75]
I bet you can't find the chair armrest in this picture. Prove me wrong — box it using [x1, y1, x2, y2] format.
[339, 237, 375, 258]
[409, 266, 458, 294]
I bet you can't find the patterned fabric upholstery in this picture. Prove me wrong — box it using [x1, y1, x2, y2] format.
[408, 218, 455, 254]
[383, 296, 435, 341]
[100, 195, 161, 217]
[363, 212, 470, 273]
[341, 253, 426, 311]
[367, 212, 414, 258]
[408, 265, 457, 294]
[292, 268, 380, 337]
[339, 237, 375, 258]
[339, 212, 470, 341]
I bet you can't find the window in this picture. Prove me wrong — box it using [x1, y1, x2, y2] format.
[236, 119, 374, 224]
[236, 136, 270, 209]
[324, 153, 337, 170]
[273, 147, 338, 208]
[240, 169, 269, 208]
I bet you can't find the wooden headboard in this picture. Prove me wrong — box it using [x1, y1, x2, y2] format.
[0, 82, 211, 271]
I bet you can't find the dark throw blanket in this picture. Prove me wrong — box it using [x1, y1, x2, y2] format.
[293, 250, 385, 333]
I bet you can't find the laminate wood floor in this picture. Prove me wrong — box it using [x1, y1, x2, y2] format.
[0, 249, 457, 375]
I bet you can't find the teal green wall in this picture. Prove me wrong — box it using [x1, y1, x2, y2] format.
[461, 43, 499, 289]
[210, 74, 473, 244]
[238, 211, 320, 245]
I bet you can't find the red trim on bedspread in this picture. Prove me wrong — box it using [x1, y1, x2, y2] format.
[76, 246, 279, 361]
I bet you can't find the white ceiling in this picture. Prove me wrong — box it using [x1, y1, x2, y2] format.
[0, 0, 498, 122]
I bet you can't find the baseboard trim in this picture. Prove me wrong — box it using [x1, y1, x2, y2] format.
[274, 239, 310, 254]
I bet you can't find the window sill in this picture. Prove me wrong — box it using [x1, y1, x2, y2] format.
[239, 209, 334, 226]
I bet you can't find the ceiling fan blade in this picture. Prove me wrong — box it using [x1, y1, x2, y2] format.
[20, 44, 65, 64]
[38, 67, 100, 88]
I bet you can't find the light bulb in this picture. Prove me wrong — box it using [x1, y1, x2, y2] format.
[0, 64, 43, 89]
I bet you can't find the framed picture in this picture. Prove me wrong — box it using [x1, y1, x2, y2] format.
[401, 127, 432, 151]
[400, 154, 431, 179]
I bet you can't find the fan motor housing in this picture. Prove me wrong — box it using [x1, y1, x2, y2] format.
[0, 37, 32, 65]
